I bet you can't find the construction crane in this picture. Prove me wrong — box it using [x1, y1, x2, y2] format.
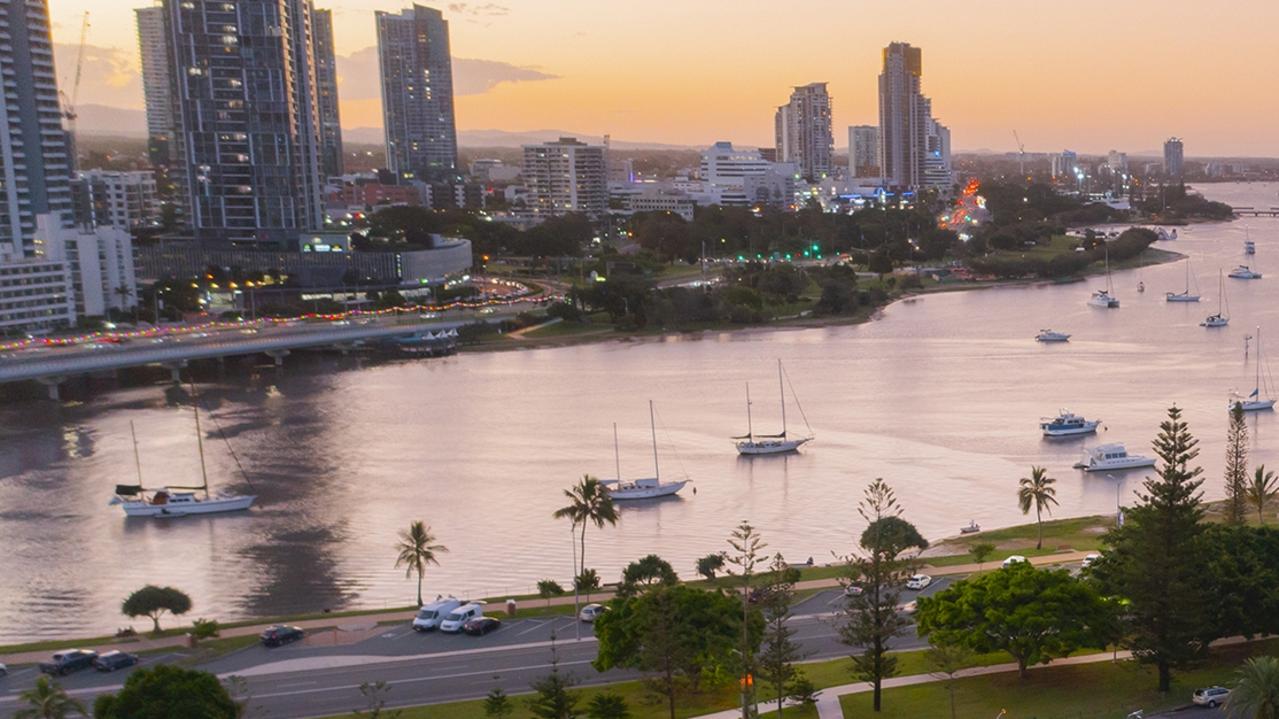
[59, 11, 90, 155]
[1012, 129, 1026, 177]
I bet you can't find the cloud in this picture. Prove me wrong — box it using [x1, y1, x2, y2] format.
[447, 3, 510, 17]
[336, 47, 557, 101]
[53, 43, 143, 110]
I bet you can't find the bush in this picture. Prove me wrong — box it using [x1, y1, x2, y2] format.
[191, 618, 219, 639]
[546, 301, 583, 322]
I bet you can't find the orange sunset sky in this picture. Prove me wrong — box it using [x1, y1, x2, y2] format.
[51, 0, 1279, 155]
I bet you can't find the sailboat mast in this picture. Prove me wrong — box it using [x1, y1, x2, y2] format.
[130, 420, 143, 486]
[649, 400, 659, 480]
[191, 383, 209, 495]
[1259, 327, 1265, 396]
[778, 359, 787, 437]
[613, 422, 621, 481]
[745, 382, 753, 440]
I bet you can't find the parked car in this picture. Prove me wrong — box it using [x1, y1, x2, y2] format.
[905, 574, 932, 590]
[259, 625, 305, 647]
[579, 603, 607, 622]
[902, 600, 918, 615]
[413, 597, 463, 632]
[462, 617, 502, 636]
[1081, 553, 1102, 569]
[93, 651, 139, 672]
[0, 662, 8, 676]
[1193, 686, 1230, 707]
[843, 584, 864, 597]
[39, 649, 98, 676]
[439, 602, 485, 633]
[1002, 555, 1028, 568]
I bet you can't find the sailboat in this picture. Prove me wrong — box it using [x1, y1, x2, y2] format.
[111, 385, 257, 517]
[1230, 327, 1277, 412]
[600, 401, 689, 500]
[733, 360, 814, 455]
[1087, 244, 1120, 308]
[1202, 270, 1229, 327]
[1165, 259, 1200, 302]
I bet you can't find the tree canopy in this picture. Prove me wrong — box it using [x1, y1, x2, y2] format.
[92, 665, 237, 719]
[121, 585, 192, 633]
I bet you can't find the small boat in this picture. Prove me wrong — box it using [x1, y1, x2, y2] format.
[601, 402, 689, 500]
[1165, 260, 1200, 302]
[734, 360, 814, 455]
[1137, 281, 1145, 293]
[1087, 244, 1119, 308]
[1041, 410, 1101, 437]
[959, 520, 981, 535]
[111, 389, 256, 518]
[1245, 240, 1256, 255]
[1202, 270, 1230, 328]
[1230, 327, 1277, 412]
[1155, 227, 1177, 241]
[1229, 265, 1262, 280]
[1074, 443, 1157, 472]
[1035, 329, 1071, 343]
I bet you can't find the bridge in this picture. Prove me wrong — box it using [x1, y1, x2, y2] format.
[0, 313, 509, 398]
[1233, 207, 1279, 217]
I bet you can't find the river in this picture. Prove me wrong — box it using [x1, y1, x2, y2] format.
[1, 182, 1277, 643]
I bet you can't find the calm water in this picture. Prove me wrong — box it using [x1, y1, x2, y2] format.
[2, 182, 1278, 642]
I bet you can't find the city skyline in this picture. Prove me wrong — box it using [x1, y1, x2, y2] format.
[46, 0, 1279, 156]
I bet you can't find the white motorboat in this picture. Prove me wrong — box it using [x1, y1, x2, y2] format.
[1040, 410, 1101, 437]
[1229, 326, 1277, 412]
[1229, 265, 1262, 280]
[1075, 443, 1156, 472]
[1087, 244, 1120, 308]
[1035, 329, 1071, 343]
[601, 401, 689, 501]
[1165, 260, 1200, 302]
[111, 390, 256, 517]
[1202, 270, 1229, 328]
[734, 360, 814, 456]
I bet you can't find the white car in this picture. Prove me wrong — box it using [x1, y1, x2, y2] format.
[1081, 553, 1101, 569]
[1002, 555, 1028, 568]
[1193, 686, 1230, 707]
[438, 602, 484, 633]
[412, 597, 463, 632]
[579, 603, 607, 622]
[0, 661, 7, 676]
[902, 600, 918, 615]
[843, 584, 864, 598]
[905, 574, 932, 590]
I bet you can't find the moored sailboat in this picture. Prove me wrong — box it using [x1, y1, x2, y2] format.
[734, 360, 814, 455]
[1230, 327, 1277, 412]
[601, 401, 689, 500]
[1202, 270, 1229, 327]
[1165, 259, 1200, 302]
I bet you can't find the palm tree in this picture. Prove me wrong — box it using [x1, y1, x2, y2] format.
[1248, 465, 1279, 526]
[1017, 466, 1059, 550]
[394, 521, 447, 607]
[552, 475, 620, 588]
[14, 676, 85, 719]
[1226, 655, 1279, 718]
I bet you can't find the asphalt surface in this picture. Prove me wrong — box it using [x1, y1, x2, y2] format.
[0, 579, 956, 718]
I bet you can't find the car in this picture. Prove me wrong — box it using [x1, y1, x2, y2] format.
[439, 602, 485, 633]
[39, 649, 98, 676]
[462, 617, 502, 636]
[1081, 553, 1102, 568]
[843, 584, 864, 598]
[0, 662, 7, 676]
[413, 597, 463, 632]
[1193, 686, 1230, 707]
[259, 625, 304, 647]
[579, 603, 607, 622]
[902, 600, 918, 615]
[93, 651, 139, 672]
[905, 574, 932, 590]
[1002, 555, 1028, 568]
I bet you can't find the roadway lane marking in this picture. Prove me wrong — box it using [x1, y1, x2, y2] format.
[276, 680, 318, 688]
[516, 620, 551, 637]
[250, 659, 596, 700]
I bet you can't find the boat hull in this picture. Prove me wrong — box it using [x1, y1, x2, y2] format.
[736, 437, 811, 455]
[1202, 317, 1229, 327]
[1080, 459, 1156, 472]
[1165, 294, 1200, 302]
[1042, 422, 1101, 437]
[1231, 400, 1276, 412]
[1035, 334, 1070, 343]
[607, 480, 688, 501]
[1087, 296, 1120, 308]
[120, 495, 256, 517]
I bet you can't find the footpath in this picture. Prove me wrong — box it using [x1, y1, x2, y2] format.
[0, 550, 1092, 667]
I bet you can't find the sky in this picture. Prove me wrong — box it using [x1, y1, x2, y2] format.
[49, 0, 1279, 156]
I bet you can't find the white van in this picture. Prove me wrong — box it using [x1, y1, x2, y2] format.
[412, 597, 462, 632]
[438, 602, 484, 633]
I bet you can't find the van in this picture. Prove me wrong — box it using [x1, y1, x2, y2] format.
[412, 597, 463, 632]
[438, 602, 484, 633]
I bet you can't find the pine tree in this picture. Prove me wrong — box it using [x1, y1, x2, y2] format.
[1225, 402, 1250, 524]
[1094, 406, 1212, 692]
[757, 554, 809, 717]
[527, 640, 580, 719]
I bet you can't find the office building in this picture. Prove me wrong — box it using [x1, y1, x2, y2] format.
[73, 170, 160, 231]
[522, 138, 607, 217]
[699, 141, 784, 206]
[313, 8, 344, 178]
[775, 83, 833, 181]
[878, 42, 951, 190]
[849, 125, 879, 178]
[377, 4, 458, 182]
[135, 6, 173, 166]
[1107, 150, 1129, 174]
[1052, 150, 1079, 179]
[0, 0, 75, 258]
[164, 0, 325, 246]
[1164, 137, 1184, 180]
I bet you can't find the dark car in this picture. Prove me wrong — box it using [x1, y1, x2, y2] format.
[462, 617, 501, 636]
[259, 625, 305, 647]
[93, 651, 139, 672]
[39, 649, 98, 676]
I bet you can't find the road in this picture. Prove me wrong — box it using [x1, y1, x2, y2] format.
[0, 580, 957, 718]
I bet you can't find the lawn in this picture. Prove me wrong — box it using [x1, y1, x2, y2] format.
[927, 514, 1113, 560]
